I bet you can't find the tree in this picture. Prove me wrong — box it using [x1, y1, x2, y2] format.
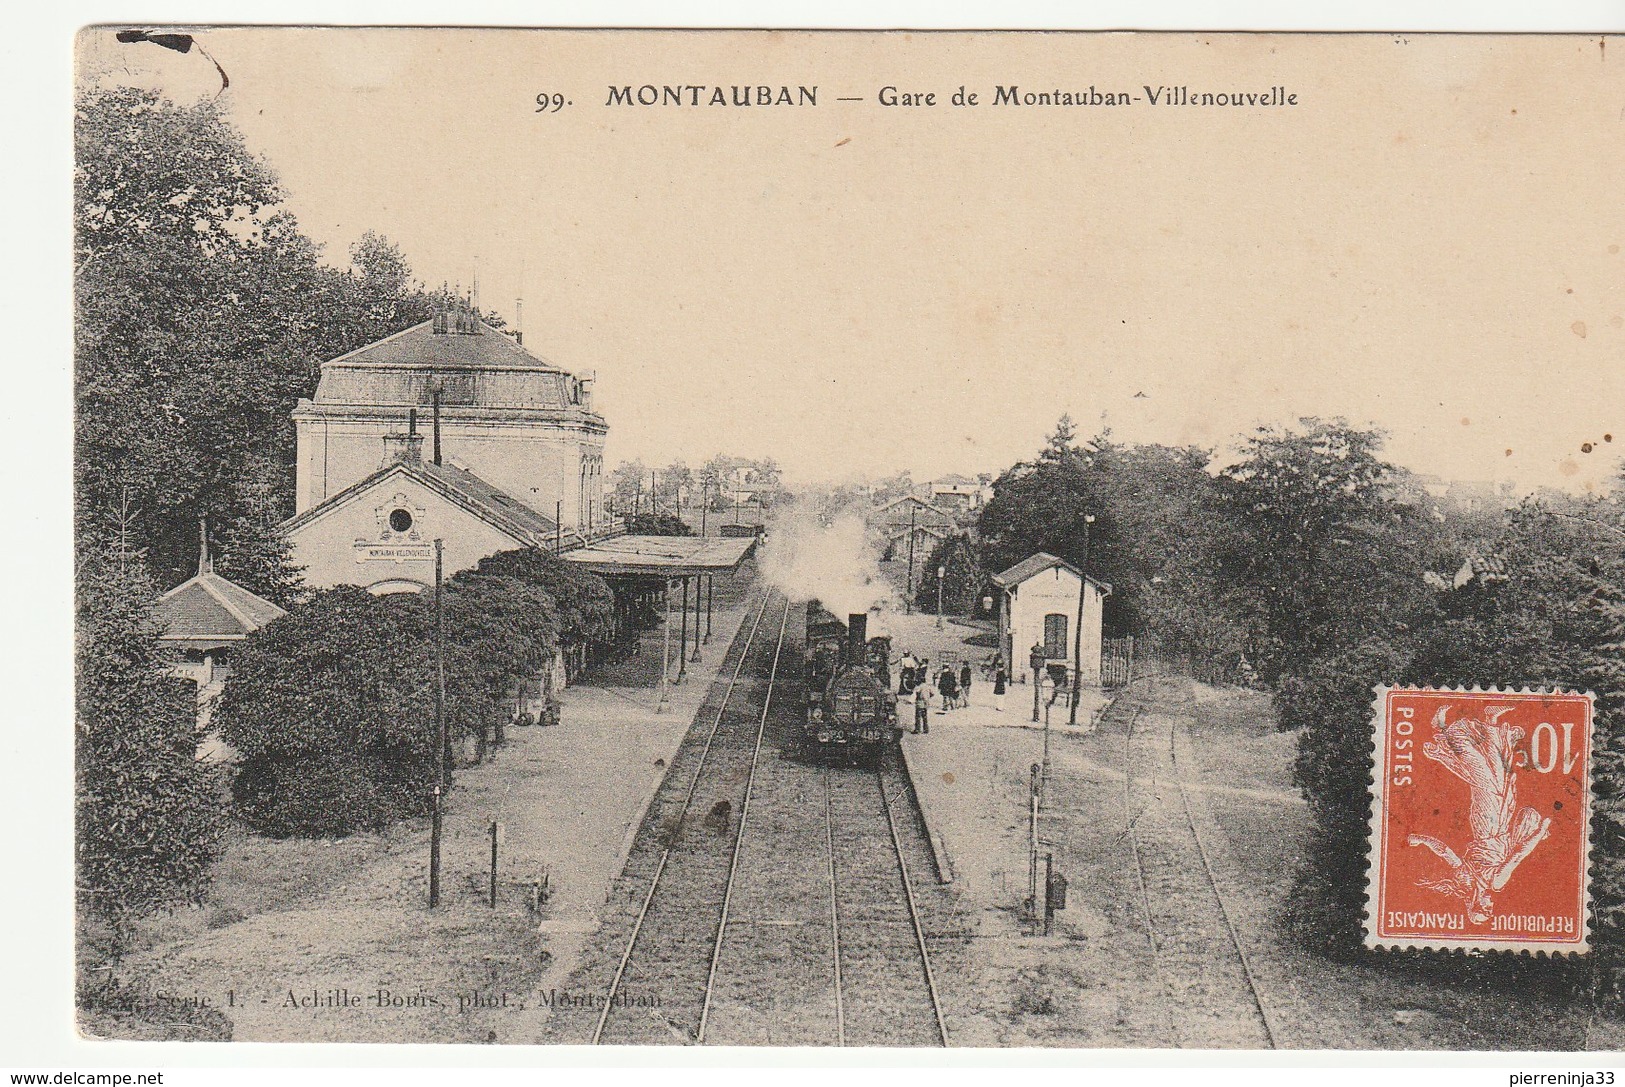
[699, 454, 747, 510]
[1040, 413, 1081, 465]
[76, 546, 225, 938]
[977, 419, 1133, 631]
[75, 86, 281, 272]
[74, 84, 486, 591]
[659, 460, 694, 509]
[467, 548, 614, 649]
[913, 534, 984, 616]
[744, 457, 789, 508]
[1219, 418, 1413, 682]
[609, 460, 649, 515]
[211, 453, 305, 607]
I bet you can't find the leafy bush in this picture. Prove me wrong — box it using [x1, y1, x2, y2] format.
[626, 512, 693, 537]
[230, 754, 408, 839]
[217, 555, 615, 838]
[1282, 640, 1405, 952]
[216, 588, 465, 837]
[1285, 501, 1625, 991]
[467, 549, 613, 648]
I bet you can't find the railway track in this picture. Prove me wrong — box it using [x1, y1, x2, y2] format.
[1120, 677, 1279, 1049]
[698, 605, 948, 1046]
[594, 598, 949, 1046]
[590, 590, 789, 1045]
[823, 750, 949, 1046]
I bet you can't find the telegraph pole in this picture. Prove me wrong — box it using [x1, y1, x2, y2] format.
[1069, 515, 1095, 729]
[435, 538, 448, 787]
[905, 503, 917, 614]
[429, 537, 447, 908]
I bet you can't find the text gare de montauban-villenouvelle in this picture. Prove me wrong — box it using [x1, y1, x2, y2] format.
[602, 84, 1299, 108]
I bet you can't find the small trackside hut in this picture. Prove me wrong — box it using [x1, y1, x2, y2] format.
[804, 600, 895, 758]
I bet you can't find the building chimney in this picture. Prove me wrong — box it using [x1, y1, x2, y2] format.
[430, 386, 443, 465]
[197, 517, 212, 577]
[382, 430, 424, 466]
[847, 613, 868, 666]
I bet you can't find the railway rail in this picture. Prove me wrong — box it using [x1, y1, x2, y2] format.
[590, 590, 788, 1045]
[822, 751, 949, 1046]
[591, 596, 949, 1046]
[1120, 677, 1279, 1049]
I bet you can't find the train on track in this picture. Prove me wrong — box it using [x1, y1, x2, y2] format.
[804, 600, 896, 757]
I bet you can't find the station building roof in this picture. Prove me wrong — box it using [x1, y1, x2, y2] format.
[155, 569, 286, 648]
[307, 316, 598, 416]
[562, 534, 757, 578]
[991, 551, 1112, 595]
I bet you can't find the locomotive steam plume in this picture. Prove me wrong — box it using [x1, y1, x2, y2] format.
[758, 507, 899, 624]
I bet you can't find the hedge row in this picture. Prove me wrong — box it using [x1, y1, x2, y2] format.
[215, 550, 613, 837]
[1287, 505, 1624, 994]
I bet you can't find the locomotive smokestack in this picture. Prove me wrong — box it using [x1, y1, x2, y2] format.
[847, 613, 867, 666]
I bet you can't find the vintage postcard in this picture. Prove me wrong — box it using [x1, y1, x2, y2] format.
[67, 26, 1624, 1055]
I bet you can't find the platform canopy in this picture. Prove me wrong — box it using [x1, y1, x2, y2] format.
[562, 534, 756, 578]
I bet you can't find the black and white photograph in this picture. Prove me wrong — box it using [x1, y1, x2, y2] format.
[34, 17, 1625, 1072]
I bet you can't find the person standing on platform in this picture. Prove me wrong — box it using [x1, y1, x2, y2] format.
[938, 666, 958, 713]
[899, 650, 917, 694]
[913, 683, 930, 734]
[993, 662, 1007, 712]
[959, 662, 973, 707]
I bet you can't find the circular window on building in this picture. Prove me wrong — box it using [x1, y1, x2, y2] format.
[389, 508, 414, 533]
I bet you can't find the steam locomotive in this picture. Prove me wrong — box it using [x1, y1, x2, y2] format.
[804, 600, 896, 757]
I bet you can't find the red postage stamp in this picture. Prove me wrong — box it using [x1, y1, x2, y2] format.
[1366, 686, 1594, 953]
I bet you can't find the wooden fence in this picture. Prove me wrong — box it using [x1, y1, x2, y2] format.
[1101, 634, 1249, 689]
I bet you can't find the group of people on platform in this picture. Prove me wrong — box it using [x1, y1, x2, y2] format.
[893, 650, 1010, 733]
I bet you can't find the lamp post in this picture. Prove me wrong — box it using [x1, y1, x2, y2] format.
[935, 565, 945, 629]
[1030, 643, 1045, 723]
[1069, 514, 1095, 729]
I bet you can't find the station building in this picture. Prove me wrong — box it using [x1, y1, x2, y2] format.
[992, 552, 1110, 689]
[285, 311, 610, 594]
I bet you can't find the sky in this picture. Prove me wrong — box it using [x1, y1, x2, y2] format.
[78, 28, 1624, 491]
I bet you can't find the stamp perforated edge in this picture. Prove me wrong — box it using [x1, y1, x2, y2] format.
[1362, 684, 1597, 955]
